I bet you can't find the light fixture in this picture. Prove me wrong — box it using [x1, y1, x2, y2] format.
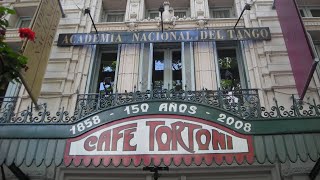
[233, 3, 252, 31]
[159, 5, 164, 33]
[84, 8, 98, 34]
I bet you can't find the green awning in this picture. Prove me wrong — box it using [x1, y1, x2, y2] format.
[1, 133, 319, 167]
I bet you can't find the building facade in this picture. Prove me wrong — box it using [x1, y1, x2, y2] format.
[1, 0, 320, 179]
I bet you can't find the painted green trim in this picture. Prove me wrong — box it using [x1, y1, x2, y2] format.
[1, 101, 320, 138]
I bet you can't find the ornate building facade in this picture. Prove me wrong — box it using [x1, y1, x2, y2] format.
[1, 0, 320, 179]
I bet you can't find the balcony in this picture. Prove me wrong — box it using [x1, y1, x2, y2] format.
[1, 89, 320, 124]
[0, 96, 17, 123]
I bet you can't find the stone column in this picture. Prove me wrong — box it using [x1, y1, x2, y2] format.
[116, 44, 140, 93]
[194, 42, 218, 90]
[190, 0, 209, 19]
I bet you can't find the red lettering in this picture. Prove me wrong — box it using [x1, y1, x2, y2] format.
[212, 130, 226, 150]
[97, 130, 111, 151]
[123, 126, 137, 151]
[171, 122, 200, 153]
[146, 121, 165, 151]
[196, 129, 211, 150]
[227, 135, 233, 150]
[186, 123, 201, 152]
[112, 124, 137, 151]
[84, 136, 98, 151]
[156, 126, 172, 151]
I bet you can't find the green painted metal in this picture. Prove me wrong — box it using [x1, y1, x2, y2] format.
[1, 101, 320, 138]
[314, 134, 320, 152]
[15, 140, 29, 167]
[6, 140, 19, 166]
[273, 135, 287, 163]
[295, 135, 308, 162]
[0, 140, 11, 165]
[304, 134, 318, 161]
[264, 136, 276, 163]
[54, 140, 66, 166]
[0, 134, 319, 167]
[35, 140, 48, 167]
[284, 135, 298, 163]
[253, 136, 266, 164]
[45, 140, 57, 167]
[25, 140, 38, 167]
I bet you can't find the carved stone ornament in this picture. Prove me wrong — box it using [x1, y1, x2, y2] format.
[130, 13, 137, 19]
[196, 19, 207, 29]
[196, 0, 203, 4]
[197, 10, 205, 19]
[126, 22, 138, 31]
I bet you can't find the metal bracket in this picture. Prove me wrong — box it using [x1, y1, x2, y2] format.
[309, 158, 320, 180]
[7, 164, 29, 180]
[143, 166, 169, 180]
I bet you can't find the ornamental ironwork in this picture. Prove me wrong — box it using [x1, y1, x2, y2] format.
[1, 89, 320, 124]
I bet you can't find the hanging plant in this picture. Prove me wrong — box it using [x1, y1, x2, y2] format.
[0, 6, 35, 88]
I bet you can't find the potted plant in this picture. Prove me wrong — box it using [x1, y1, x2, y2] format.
[0, 6, 35, 89]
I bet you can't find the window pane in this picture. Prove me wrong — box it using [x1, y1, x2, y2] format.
[310, 9, 320, 17]
[107, 14, 124, 22]
[299, 9, 305, 17]
[98, 53, 117, 94]
[18, 18, 31, 28]
[212, 10, 230, 18]
[149, 12, 159, 19]
[172, 51, 182, 91]
[153, 52, 165, 90]
[175, 12, 186, 18]
[217, 49, 241, 90]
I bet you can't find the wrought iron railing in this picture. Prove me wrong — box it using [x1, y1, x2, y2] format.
[2, 89, 320, 124]
[0, 96, 17, 123]
[75, 89, 261, 119]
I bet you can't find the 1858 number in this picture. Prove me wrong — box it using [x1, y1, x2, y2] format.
[70, 115, 101, 135]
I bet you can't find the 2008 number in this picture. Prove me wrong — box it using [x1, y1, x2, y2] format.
[70, 116, 101, 135]
[217, 113, 251, 132]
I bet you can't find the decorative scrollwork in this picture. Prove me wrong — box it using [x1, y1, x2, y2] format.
[2, 89, 320, 124]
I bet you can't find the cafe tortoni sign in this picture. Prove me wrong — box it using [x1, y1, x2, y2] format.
[57, 28, 271, 46]
[64, 102, 254, 166]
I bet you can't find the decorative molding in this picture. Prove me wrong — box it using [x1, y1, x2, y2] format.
[126, 22, 138, 31]
[196, 19, 207, 29]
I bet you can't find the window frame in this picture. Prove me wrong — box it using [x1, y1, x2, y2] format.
[299, 6, 320, 17]
[209, 7, 235, 19]
[16, 16, 32, 28]
[214, 42, 248, 90]
[146, 10, 160, 19]
[102, 11, 125, 22]
[152, 48, 182, 90]
[88, 45, 121, 94]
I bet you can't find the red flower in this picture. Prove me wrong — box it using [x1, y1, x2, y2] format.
[19, 28, 35, 41]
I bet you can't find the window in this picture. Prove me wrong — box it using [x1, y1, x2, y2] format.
[98, 53, 117, 94]
[147, 11, 160, 19]
[215, 42, 247, 90]
[139, 43, 194, 91]
[210, 8, 234, 18]
[299, 7, 320, 17]
[174, 11, 187, 18]
[310, 9, 320, 17]
[299, 9, 306, 17]
[89, 46, 120, 94]
[152, 49, 182, 90]
[16, 17, 31, 28]
[101, 12, 125, 22]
